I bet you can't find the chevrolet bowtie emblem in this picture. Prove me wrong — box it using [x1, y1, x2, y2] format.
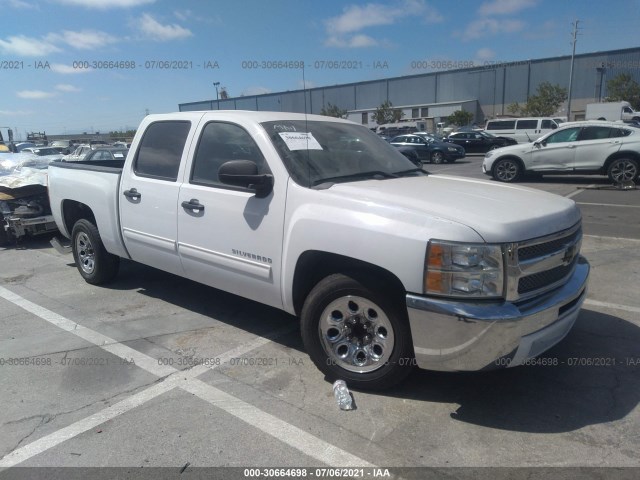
[562, 244, 577, 265]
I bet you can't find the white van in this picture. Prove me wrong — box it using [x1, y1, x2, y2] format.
[484, 117, 560, 143]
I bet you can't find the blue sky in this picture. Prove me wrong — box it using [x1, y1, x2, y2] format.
[0, 0, 639, 136]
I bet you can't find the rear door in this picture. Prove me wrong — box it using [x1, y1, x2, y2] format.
[177, 120, 286, 309]
[119, 120, 193, 276]
[572, 125, 623, 171]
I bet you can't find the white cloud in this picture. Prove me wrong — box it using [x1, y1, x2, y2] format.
[138, 13, 192, 41]
[324, 0, 443, 48]
[325, 34, 378, 48]
[54, 0, 155, 8]
[55, 84, 81, 92]
[0, 109, 32, 116]
[17, 90, 57, 99]
[478, 0, 537, 16]
[476, 47, 496, 61]
[46, 30, 118, 50]
[51, 63, 92, 74]
[0, 35, 61, 56]
[459, 18, 524, 40]
[6, 0, 38, 9]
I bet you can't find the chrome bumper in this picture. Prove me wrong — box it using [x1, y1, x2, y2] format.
[406, 256, 589, 371]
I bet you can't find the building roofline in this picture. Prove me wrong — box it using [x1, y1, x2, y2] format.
[180, 46, 640, 107]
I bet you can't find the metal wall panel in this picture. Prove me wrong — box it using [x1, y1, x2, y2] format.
[235, 97, 259, 110]
[502, 64, 530, 105]
[179, 101, 213, 112]
[317, 86, 356, 112]
[388, 76, 436, 105]
[355, 81, 388, 109]
[257, 95, 282, 111]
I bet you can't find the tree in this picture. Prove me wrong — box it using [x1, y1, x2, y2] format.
[219, 87, 229, 99]
[520, 82, 567, 116]
[507, 102, 522, 115]
[447, 110, 474, 127]
[605, 73, 640, 110]
[320, 103, 347, 118]
[371, 100, 404, 125]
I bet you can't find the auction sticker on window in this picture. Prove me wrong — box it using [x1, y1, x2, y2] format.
[278, 132, 323, 151]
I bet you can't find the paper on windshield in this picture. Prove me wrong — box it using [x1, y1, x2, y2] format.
[278, 132, 323, 151]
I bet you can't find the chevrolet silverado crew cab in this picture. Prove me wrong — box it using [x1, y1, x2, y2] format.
[48, 111, 589, 389]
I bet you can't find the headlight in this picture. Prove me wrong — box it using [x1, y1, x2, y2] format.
[447, 147, 457, 152]
[424, 240, 504, 298]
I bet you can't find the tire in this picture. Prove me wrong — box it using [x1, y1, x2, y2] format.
[0, 215, 11, 247]
[71, 219, 119, 285]
[300, 273, 414, 390]
[607, 158, 639, 183]
[492, 158, 522, 182]
[431, 151, 444, 164]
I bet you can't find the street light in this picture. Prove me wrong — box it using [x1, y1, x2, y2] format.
[213, 81, 220, 110]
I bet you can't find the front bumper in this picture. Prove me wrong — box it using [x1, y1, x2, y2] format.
[406, 256, 589, 371]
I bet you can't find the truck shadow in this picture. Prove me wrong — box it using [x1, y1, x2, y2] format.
[387, 308, 640, 433]
[106, 261, 638, 434]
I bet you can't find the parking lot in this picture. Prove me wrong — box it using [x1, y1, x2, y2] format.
[1, 154, 639, 478]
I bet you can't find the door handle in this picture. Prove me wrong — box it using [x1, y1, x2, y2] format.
[181, 199, 205, 212]
[123, 188, 141, 199]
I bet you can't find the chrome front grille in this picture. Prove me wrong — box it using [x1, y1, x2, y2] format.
[505, 222, 583, 302]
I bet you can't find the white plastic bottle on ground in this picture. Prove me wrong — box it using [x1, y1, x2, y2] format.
[333, 379, 354, 410]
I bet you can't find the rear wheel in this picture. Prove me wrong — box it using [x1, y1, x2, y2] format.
[71, 219, 119, 285]
[607, 158, 639, 183]
[300, 273, 414, 390]
[493, 158, 522, 182]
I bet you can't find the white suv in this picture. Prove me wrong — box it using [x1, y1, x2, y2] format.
[482, 121, 640, 183]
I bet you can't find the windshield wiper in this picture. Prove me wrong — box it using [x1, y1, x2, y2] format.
[312, 170, 398, 188]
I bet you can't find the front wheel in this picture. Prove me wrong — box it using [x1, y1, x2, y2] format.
[71, 219, 119, 285]
[607, 158, 639, 183]
[493, 158, 522, 182]
[431, 151, 444, 164]
[300, 273, 414, 390]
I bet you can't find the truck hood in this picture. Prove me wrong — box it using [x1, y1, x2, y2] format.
[329, 175, 581, 243]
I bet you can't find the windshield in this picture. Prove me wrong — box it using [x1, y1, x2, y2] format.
[261, 120, 424, 188]
[479, 131, 496, 138]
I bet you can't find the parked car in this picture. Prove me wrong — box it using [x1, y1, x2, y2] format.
[390, 134, 465, 163]
[482, 121, 640, 183]
[62, 144, 93, 162]
[14, 142, 36, 152]
[20, 147, 64, 162]
[485, 117, 560, 143]
[83, 148, 128, 162]
[50, 140, 77, 155]
[447, 130, 517, 153]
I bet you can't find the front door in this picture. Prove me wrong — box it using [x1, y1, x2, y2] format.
[177, 121, 286, 309]
[529, 127, 581, 172]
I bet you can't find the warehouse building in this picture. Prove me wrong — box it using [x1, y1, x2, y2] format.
[179, 47, 640, 130]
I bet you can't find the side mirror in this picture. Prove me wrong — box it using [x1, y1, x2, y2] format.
[218, 160, 273, 198]
[534, 140, 544, 148]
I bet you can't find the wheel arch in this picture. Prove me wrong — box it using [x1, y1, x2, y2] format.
[62, 200, 96, 237]
[291, 250, 407, 317]
[491, 155, 526, 175]
[603, 151, 640, 174]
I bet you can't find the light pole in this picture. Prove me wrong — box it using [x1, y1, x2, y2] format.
[213, 82, 220, 110]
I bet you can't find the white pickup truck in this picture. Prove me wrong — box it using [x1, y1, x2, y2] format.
[48, 111, 589, 389]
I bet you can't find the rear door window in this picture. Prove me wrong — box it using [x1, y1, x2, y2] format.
[516, 120, 538, 130]
[134, 121, 191, 181]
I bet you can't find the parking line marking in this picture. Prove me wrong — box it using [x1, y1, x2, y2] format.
[0, 381, 176, 468]
[565, 188, 588, 199]
[0, 286, 375, 468]
[183, 379, 375, 467]
[584, 299, 640, 315]
[583, 234, 640, 242]
[576, 202, 640, 209]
